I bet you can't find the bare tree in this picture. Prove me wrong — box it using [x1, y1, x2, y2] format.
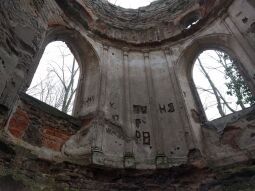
[27, 42, 80, 114]
[197, 57, 226, 117]
[194, 49, 254, 120]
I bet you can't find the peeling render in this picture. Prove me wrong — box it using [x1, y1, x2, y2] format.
[0, 0, 255, 190]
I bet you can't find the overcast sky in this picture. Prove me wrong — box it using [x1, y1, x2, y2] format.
[193, 50, 244, 120]
[27, 41, 79, 114]
[107, 0, 156, 9]
[28, 41, 78, 92]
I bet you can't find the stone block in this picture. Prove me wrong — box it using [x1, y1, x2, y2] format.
[124, 153, 136, 168]
[156, 154, 168, 169]
[92, 148, 105, 166]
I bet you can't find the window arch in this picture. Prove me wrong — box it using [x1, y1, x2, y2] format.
[176, 34, 255, 127]
[27, 41, 80, 114]
[25, 27, 101, 117]
[193, 49, 255, 120]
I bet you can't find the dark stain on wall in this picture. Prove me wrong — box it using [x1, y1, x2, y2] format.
[248, 22, 255, 33]
[0, 141, 15, 155]
[0, 175, 26, 191]
[221, 125, 241, 150]
[55, 0, 90, 30]
[248, 0, 255, 8]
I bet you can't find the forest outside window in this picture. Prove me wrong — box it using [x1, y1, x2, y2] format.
[193, 49, 255, 121]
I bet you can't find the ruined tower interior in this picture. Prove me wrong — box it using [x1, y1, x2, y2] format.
[0, 0, 255, 190]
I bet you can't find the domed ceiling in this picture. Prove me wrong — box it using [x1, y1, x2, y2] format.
[56, 0, 233, 46]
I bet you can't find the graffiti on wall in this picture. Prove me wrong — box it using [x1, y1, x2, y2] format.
[133, 105, 151, 146]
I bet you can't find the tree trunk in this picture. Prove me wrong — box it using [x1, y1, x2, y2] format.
[198, 57, 225, 117]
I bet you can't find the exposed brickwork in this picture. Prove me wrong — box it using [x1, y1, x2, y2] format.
[0, 0, 255, 190]
[7, 94, 81, 151]
[9, 108, 30, 139]
[42, 127, 73, 151]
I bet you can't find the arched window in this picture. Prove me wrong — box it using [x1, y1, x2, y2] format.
[180, 11, 201, 29]
[193, 49, 255, 120]
[26, 41, 80, 115]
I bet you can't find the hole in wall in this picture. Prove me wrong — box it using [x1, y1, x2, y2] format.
[0, 57, 4, 65]
[180, 10, 201, 30]
[242, 17, 248, 24]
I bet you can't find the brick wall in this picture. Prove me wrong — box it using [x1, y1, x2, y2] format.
[7, 93, 81, 151]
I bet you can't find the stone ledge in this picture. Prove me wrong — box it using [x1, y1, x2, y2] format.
[19, 92, 81, 128]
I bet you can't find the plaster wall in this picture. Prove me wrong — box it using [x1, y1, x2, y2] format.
[74, 0, 255, 168]
[0, 0, 255, 171]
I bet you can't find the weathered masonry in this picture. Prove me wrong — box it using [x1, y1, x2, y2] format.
[0, 0, 255, 190]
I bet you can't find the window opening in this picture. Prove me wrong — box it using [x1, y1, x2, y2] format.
[186, 19, 199, 29]
[107, 0, 156, 9]
[193, 49, 255, 120]
[27, 41, 80, 115]
[180, 11, 201, 29]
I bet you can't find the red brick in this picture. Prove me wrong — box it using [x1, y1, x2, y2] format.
[8, 108, 29, 138]
[41, 127, 73, 151]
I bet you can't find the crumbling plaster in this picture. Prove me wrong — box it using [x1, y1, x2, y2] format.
[0, 0, 254, 184]
[0, 0, 255, 190]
